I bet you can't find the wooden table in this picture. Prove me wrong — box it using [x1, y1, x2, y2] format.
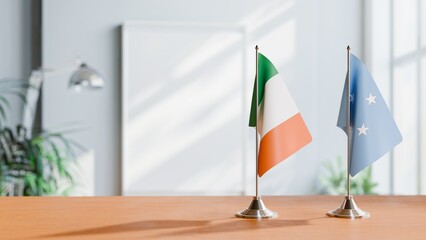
[0, 196, 425, 239]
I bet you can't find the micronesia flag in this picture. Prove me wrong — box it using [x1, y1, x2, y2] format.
[337, 53, 402, 177]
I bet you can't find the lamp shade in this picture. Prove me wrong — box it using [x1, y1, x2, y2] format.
[69, 63, 104, 90]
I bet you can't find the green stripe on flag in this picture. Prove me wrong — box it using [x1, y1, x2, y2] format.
[249, 53, 279, 127]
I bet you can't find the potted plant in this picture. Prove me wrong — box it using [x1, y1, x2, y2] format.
[0, 79, 80, 196]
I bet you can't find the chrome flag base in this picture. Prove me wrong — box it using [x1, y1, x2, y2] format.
[327, 195, 370, 219]
[236, 196, 277, 219]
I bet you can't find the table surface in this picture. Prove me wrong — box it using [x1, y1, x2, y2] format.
[0, 195, 425, 239]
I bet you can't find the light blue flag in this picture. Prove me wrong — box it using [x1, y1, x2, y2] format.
[337, 53, 402, 177]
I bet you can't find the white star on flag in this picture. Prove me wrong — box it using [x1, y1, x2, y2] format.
[365, 93, 376, 105]
[357, 123, 368, 136]
[350, 94, 354, 103]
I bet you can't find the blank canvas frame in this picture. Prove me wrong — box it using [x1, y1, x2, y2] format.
[121, 21, 249, 195]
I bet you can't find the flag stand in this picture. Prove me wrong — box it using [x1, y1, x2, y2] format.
[236, 196, 277, 218]
[326, 46, 369, 219]
[236, 45, 277, 219]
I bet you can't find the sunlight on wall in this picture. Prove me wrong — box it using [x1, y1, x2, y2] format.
[258, 19, 295, 68]
[41, 0, 365, 196]
[124, 25, 245, 195]
[242, 0, 294, 30]
[123, 0, 298, 195]
[120, 0, 363, 196]
[393, 0, 417, 58]
[366, 0, 426, 195]
[393, 62, 418, 194]
[172, 32, 243, 80]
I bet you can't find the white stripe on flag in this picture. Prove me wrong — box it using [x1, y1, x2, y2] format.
[258, 74, 299, 137]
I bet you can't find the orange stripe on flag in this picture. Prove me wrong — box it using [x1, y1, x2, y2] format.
[258, 113, 312, 177]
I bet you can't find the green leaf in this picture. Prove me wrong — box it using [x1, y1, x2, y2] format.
[24, 173, 37, 194]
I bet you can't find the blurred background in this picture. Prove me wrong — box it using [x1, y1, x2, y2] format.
[0, 0, 424, 196]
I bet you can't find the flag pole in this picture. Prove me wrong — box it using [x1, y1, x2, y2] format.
[326, 46, 369, 219]
[236, 45, 277, 219]
[255, 45, 259, 198]
[346, 45, 351, 198]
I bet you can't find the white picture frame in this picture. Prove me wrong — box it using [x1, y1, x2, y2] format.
[121, 21, 248, 195]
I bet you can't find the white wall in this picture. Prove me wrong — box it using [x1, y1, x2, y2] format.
[42, 0, 363, 195]
[366, 0, 426, 195]
[0, 0, 32, 127]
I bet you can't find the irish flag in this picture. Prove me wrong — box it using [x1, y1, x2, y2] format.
[249, 52, 312, 177]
